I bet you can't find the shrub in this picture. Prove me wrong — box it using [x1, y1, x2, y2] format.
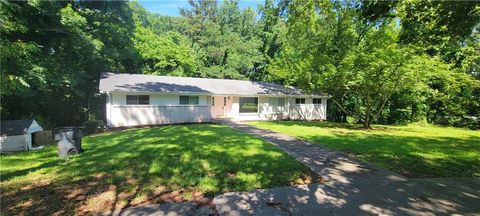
[455, 116, 480, 130]
[81, 120, 105, 135]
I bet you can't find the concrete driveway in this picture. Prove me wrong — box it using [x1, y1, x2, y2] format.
[213, 122, 480, 216]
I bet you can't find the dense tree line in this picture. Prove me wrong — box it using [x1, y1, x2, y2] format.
[1, 0, 479, 129]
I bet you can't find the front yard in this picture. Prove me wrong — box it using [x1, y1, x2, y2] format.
[248, 121, 480, 178]
[0, 124, 318, 215]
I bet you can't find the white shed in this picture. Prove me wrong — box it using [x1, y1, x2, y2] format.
[0, 120, 43, 152]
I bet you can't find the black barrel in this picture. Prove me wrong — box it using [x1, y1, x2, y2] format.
[53, 126, 84, 158]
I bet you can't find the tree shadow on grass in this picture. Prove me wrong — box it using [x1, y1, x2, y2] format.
[303, 132, 479, 178]
[1, 160, 62, 182]
[1, 124, 318, 215]
[254, 121, 480, 178]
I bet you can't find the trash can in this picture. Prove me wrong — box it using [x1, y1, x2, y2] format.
[53, 126, 84, 158]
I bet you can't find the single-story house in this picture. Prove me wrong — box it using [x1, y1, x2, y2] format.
[99, 73, 329, 127]
[0, 120, 43, 152]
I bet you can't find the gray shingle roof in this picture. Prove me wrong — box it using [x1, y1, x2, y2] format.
[1, 120, 34, 136]
[99, 73, 326, 96]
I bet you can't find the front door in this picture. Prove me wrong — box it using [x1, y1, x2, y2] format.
[212, 96, 226, 116]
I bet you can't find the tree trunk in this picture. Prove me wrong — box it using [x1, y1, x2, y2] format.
[411, 102, 416, 122]
[370, 96, 389, 127]
[364, 104, 371, 129]
[363, 120, 371, 129]
[332, 98, 352, 116]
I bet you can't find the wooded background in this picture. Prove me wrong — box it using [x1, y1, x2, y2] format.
[1, 0, 479, 129]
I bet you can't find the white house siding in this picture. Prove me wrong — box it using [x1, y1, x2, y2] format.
[228, 96, 326, 121]
[107, 93, 211, 127]
[287, 97, 327, 120]
[105, 93, 327, 127]
[228, 96, 240, 117]
[112, 93, 208, 106]
[0, 134, 31, 152]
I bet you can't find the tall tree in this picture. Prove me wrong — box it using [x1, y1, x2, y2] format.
[133, 27, 198, 76]
[180, 0, 263, 79]
[1, 1, 139, 127]
[268, 0, 479, 128]
[256, 0, 288, 81]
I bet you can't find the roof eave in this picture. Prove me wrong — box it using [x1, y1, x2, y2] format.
[100, 90, 330, 97]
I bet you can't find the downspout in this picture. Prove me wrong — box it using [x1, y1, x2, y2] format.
[287, 96, 292, 119]
[106, 92, 112, 128]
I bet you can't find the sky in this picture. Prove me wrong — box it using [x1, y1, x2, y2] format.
[137, 0, 263, 16]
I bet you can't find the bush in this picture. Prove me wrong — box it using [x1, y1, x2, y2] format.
[434, 115, 479, 130]
[455, 116, 480, 130]
[81, 120, 105, 135]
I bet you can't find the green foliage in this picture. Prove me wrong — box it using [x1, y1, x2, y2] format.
[179, 0, 264, 79]
[81, 120, 105, 135]
[256, 0, 288, 81]
[268, 0, 480, 128]
[398, 1, 480, 65]
[134, 27, 198, 76]
[1, 1, 138, 126]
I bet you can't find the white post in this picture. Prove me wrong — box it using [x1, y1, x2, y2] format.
[106, 92, 113, 128]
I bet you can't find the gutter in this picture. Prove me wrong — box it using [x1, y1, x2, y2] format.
[99, 90, 331, 98]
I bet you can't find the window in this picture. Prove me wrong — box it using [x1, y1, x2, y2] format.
[295, 98, 306, 104]
[179, 96, 199, 105]
[268, 98, 285, 106]
[239, 97, 258, 113]
[212, 97, 215, 106]
[126, 95, 149, 105]
[313, 98, 322, 104]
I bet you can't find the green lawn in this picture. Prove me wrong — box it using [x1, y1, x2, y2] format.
[0, 124, 317, 215]
[248, 121, 480, 178]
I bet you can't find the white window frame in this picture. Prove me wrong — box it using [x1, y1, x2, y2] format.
[179, 95, 199, 105]
[313, 98, 322, 104]
[126, 95, 150, 105]
[295, 98, 306, 105]
[239, 97, 259, 113]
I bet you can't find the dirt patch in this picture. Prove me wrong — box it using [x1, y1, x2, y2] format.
[1, 175, 114, 216]
[289, 170, 325, 186]
[2, 170, 321, 215]
[79, 185, 118, 215]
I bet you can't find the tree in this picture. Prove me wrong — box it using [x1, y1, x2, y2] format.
[348, 28, 419, 128]
[269, 0, 360, 123]
[256, 0, 288, 81]
[398, 1, 480, 63]
[269, 0, 469, 128]
[0, 1, 139, 127]
[180, 0, 263, 79]
[133, 27, 198, 76]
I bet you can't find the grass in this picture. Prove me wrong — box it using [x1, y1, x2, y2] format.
[247, 121, 480, 178]
[0, 124, 317, 215]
